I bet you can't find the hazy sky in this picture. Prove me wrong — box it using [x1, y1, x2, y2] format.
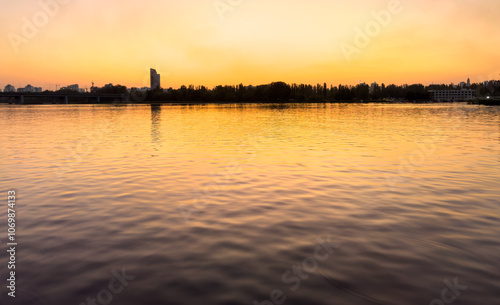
[1, 0, 499, 90]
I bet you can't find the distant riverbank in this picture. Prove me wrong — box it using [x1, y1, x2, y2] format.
[1, 98, 494, 106]
[473, 97, 500, 106]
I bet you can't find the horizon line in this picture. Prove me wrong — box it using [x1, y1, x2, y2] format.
[2, 78, 499, 92]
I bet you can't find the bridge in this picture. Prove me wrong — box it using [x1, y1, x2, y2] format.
[0, 92, 130, 104]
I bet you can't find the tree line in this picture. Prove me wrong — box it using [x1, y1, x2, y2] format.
[52, 81, 500, 103]
[144, 81, 499, 103]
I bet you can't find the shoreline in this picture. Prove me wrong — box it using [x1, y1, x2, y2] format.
[0, 100, 494, 106]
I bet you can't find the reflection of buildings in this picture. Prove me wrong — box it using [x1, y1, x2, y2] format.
[429, 89, 475, 102]
[150, 69, 161, 90]
[151, 104, 162, 148]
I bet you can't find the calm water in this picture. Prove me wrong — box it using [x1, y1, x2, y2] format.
[0, 103, 499, 305]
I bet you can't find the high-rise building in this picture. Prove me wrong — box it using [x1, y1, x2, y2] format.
[150, 68, 161, 90]
[467, 78, 471, 87]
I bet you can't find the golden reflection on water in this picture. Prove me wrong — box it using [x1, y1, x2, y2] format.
[0, 103, 499, 305]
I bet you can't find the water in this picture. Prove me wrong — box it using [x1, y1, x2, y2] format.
[0, 103, 499, 305]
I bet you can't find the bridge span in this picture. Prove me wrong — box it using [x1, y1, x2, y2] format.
[0, 92, 130, 104]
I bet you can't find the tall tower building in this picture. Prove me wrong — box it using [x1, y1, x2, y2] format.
[150, 69, 161, 90]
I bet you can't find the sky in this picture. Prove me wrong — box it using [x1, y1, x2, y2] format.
[1, 0, 499, 90]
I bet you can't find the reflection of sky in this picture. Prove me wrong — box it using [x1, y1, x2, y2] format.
[1, 0, 500, 88]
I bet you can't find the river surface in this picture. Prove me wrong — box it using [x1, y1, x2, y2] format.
[0, 103, 499, 305]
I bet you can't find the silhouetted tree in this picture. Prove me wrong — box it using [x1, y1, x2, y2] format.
[269, 82, 291, 102]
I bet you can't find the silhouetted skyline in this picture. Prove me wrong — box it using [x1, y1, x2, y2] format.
[1, 1, 499, 88]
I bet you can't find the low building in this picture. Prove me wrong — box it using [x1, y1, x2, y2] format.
[429, 89, 475, 102]
[62, 84, 79, 91]
[24, 84, 35, 93]
[4, 85, 15, 92]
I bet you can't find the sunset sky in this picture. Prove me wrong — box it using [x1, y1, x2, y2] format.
[1, 0, 499, 90]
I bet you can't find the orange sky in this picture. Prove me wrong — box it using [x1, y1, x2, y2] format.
[1, 0, 499, 90]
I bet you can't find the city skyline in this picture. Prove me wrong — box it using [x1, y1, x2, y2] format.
[1, 0, 500, 89]
[1, 76, 497, 94]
